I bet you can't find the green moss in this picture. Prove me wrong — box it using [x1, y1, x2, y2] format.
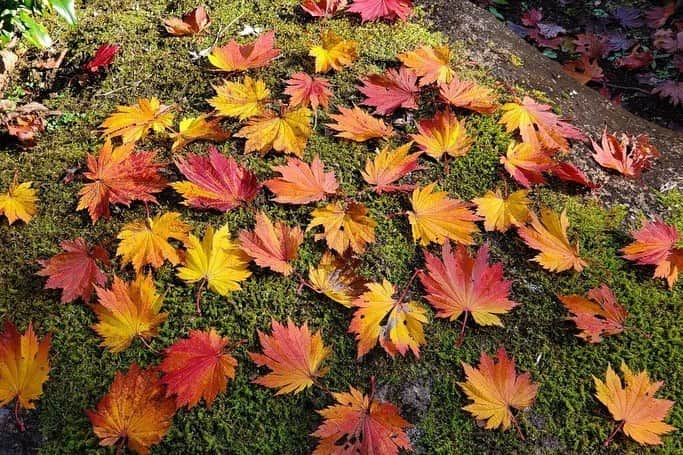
[0, 0, 681, 454]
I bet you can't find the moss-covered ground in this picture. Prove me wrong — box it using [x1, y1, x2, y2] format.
[0, 0, 681, 453]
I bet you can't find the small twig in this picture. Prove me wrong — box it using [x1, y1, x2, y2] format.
[603, 421, 624, 446]
[14, 400, 26, 432]
[94, 80, 143, 98]
[294, 271, 316, 294]
[138, 336, 159, 354]
[603, 83, 651, 95]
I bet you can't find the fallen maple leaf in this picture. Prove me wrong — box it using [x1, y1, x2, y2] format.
[209, 76, 270, 120]
[563, 57, 604, 85]
[87, 364, 176, 455]
[0, 178, 37, 225]
[398, 45, 455, 86]
[439, 78, 498, 114]
[239, 212, 303, 276]
[410, 110, 473, 160]
[249, 319, 330, 395]
[361, 142, 422, 193]
[358, 66, 420, 115]
[0, 321, 51, 412]
[550, 162, 598, 189]
[308, 252, 366, 307]
[177, 224, 252, 302]
[312, 381, 411, 455]
[473, 189, 531, 232]
[645, 2, 675, 29]
[348, 0, 413, 22]
[117, 212, 191, 273]
[326, 106, 394, 142]
[653, 81, 683, 107]
[301, 0, 348, 18]
[160, 329, 237, 408]
[350, 280, 428, 358]
[309, 30, 358, 73]
[236, 107, 312, 157]
[572, 33, 610, 59]
[499, 96, 586, 152]
[172, 146, 260, 212]
[407, 183, 480, 246]
[500, 140, 554, 188]
[591, 129, 660, 178]
[517, 208, 587, 273]
[170, 115, 230, 153]
[100, 97, 175, 144]
[163, 6, 211, 36]
[77, 140, 167, 223]
[459, 347, 539, 436]
[264, 155, 338, 204]
[559, 284, 628, 343]
[621, 220, 683, 289]
[308, 201, 377, 254]
[616, 46, 653, 70]
[594, 363, 676, 446]
[91, 274, 167, 352]
[37, 238, 110, 304]
[284, 72, 332, 110]
[81, 43, 120, 74]
[208, 30, 281, 72]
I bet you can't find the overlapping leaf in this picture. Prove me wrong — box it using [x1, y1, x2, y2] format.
[264, 156, 338, 204]
[308, 252, 366, 307]
[398, 45, 455, 86]
[500, 140, 554, 188]
[0, 178, 37, 225]
[348, 0, 414, 22]
[473, 189, 531, 232]
[439, 78, 498, 114]
[358, 66, 419, 115]
[239, 212, 303, 276]
[209, 76, 270, 120]
[301, 0, 348, 18]
[163, 6, 210, 36]
[170, 115, 230, 153]
[361, 142, 422, 193]
[236, 107, 312, 157]
[100, 97, 175, 144]
[208, 30, 280, 72]
[284, 72, 332, 110]
[309, 30, 358, 73]
[591, 129, 660, 178]
[410, 110, 472, 160]
[621, 220, 683, 288]
[559, 284, 628, 343]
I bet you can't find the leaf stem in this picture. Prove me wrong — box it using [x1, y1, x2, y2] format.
[294, 271, 316, 294]
[510, 412, 526, 442]
[14, 400, 26, 432]
[313, 378, 334, 396]
[138, 335, 159, 354]
[397, 269, 421, 305]
[195, 279, 207, 315]
[624, 324, 651, 339]
[456, 311, 469, 348]
[603, 421, 624, 446]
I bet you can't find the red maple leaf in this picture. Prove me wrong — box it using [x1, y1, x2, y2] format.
[347, 0, 413, 22]
[160, 329, 237, 409]
[172, 145, 260, 212]
[616, 46, 653, 70]
[550, 162, 598, 189]
[37, 238, 110, 304]
[81, 44, 120, 73]
[653, 81, 683, 107]
[301, 0, 348, 18]
[208, 30, 281, 72]
[559, 284, 628, 343]
[284, 72, 333, 110]
[358, 66, 419, 115]
[591, 129, 660, 178]
[621, 220, 683, 288]
[238, 212, 304, 276]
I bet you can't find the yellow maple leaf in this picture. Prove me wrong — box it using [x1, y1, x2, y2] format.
[116, 212, 191, 273]
[349, 280, 428, 359]
[91, 274, 168, 353]
[407, 183, 480, 246]
[0, 322, 51, 410]
[0, 178, 37, 225]
[398, 45, 455, 86]
[235, 108, 312, 157]
[309, 30, 358, 73]
[308, 201, 376, 254]
[410, 110, 472, 160]
[473, 189, 531, 232]
[308, 252, 366, 308]
[100, 97, 175, 144]
[177, 224, 252, 299]
[209, 76, 271, 120]
[517, 208, 587, 272]
[170, 115, 230, 152]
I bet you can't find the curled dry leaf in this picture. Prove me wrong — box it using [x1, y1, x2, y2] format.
[621, 220, 683, 289]
[308, 201, 377, 254]
[438, 78, 498, 114]
[562, 56, 604, 85]
[558, 284, 628, 343]
[81, 43, 120, 74]
[411, 110, 472, 160]
[208, 30, 280, 72]
[163, 6, 211, 36]
[209, 76, 270, 120]
[398, 44, 455, 86]
[239, 212, 303, 276]
[361, 142, 422, 193]
[284, 72, 332, 110]
[249, 319, 331, 395]
[264, 155, 338, 205]
[591, 129, 660, 178]
[309, 30, 358, 73]
[236, 107, 312, 157]
[100, 97, 175, 144]
[326, 106, 394, 142]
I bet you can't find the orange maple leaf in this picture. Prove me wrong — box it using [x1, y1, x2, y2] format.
[410, 110, 472, 160]
[239, 212, 303, 276]
[326, 106, 394, 142]
[235, 107, 312, 157]
[284, 72, 333, 110]
[163, 6, 210, 36]
[558, 284, 628, 343]
[249, 319, 331, 395]
[308, 201, 376, 254]
[621, 220, 683, 288]
[0, 321, 51, 413]
[500, 140, 554, 188]
[459, 347, 539, 436]
[594, 363, 676, 446]
[99, 97, 175, 144]
[264, 155, 338, 204]
[517, 208, 587, 273]
[160, 329, 237, 409]
[308, 251, 367, 308]
[361, 142, 423, 193]
[407, 183, 480, 246]
[591, 129, 660, 178]
[439, 78, 498, 114]
[208, 30, 281, 72]
[170, 115, 230, 153]
[312, 381, 412, 455]
[398, 44, 455, 86]
[86, 364, 176, 455]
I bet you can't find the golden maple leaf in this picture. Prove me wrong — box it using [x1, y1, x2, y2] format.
[473, 189, 531, 232]
[309, 30, 358, 73]
[308, 252, 367, 308]
[169, 115, 230, 153]
[176, 224, 251, 297]
[407, 183, 480, 246]
[100, 97, 175, 144]
[517, 208, 587, 272]
[410, 110, 472, 160]
[0, 178, 38, 225]
[326, 106, 394, 142]
[308, 201, 376, 254]
[116, 212, 191, 273]
[459, 347, 539, 434]
[235, 107, 312, 157]
[209, 76, 271, 120]
[0, 322, 51, 410]
[594, 363, 676, 446]
[398, 45, 455, 86]
[91, 274, 167, 353]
